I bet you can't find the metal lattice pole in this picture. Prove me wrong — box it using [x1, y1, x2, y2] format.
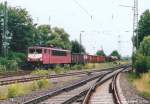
[133, 0, 138, 49]
[132, 0, 138, 70]
[2, 1, 8, 57]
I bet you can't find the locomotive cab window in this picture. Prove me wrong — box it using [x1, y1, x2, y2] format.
[52, 50, 67, 56]
[36, 49, 42, 54]
[29, 49, 35, 53]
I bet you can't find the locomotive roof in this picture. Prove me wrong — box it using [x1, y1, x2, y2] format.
[28, 46, 70, 52]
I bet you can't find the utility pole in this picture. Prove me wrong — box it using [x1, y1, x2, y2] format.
[79, 31, 84, 54]
[2, 1, 8, 57]
[80, 32, 82, 54]
[132, 0, 138, 70]
[118, 35, 121, 55]
[119, 0, 138, 69]
[133, 0, 138, 49]
[49, 16, 51, 28]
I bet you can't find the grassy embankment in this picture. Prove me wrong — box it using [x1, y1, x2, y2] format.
[128, 72, 150, 100]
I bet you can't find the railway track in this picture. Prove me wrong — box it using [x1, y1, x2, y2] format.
[82, 65, 130, 104]
[0, 70, 32, 79]
[22, 64, 130, 104]
[23, 71, 110, 104]
[0, 65, 124, 86]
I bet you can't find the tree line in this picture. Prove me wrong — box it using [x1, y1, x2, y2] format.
[0, 3, 86, 71]
[0, 3, 85, 55]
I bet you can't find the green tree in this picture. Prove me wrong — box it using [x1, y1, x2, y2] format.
[36, 25, 51, 45]
[47, 27, 71, 49]
[96, 50, 106, 56]
[71, 40, 85, 53]
[8, 7, 35, 52]
[110, 50, 121, 59]
[138, 36, 150, 56]
[134, 10, 150, 48]
[134, 36, 150, 73]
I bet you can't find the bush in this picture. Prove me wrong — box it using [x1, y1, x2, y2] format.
[7, 84, 20, 98]
[76, 65, 83, 70]
[7, 52, 26, 65]
[0, 64, 6, 72]
[37, 79, 49, 89]
[0, 57, 18, 72]
[0, 52, 25, 72]
[2, 79, 51, 99]
[128, 72, 140, 82]
[84, 63, 94, 69]
[64, 64, 70, 70]
[134, 53, 149, 74]
[134, 36, 150, 74]
[63, 65, 70, 73]
[54, 65, 62, 74]
[0, 57, 8, 66]
[71, 64, 83, 70]
[71, 65, 76, 70]
[7, 60, 18, 71]
[31, 70, 50, 76]
[29, 81, 39, 91]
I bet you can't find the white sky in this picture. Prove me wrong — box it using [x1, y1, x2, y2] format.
[1, 0, 150, 56]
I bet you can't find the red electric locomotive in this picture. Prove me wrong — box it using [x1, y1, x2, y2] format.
[27, 46, 71, 68]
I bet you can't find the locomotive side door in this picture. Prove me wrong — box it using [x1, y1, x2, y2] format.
[43, 49, 49, 64]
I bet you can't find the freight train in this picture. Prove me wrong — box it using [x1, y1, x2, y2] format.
[27, 46, 105, 69]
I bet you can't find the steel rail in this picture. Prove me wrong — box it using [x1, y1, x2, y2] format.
[0, 71, 32, 78]
[61, 65, 130, 104]
[23, 71, 109, 104]
[111, 71, 123, 104]
[0, 65, 126, 86]
[23, 64, 130, 104]
[110, 65, 131, 104]
[62, 71, 113, 104]
[82, 65, 130, 104]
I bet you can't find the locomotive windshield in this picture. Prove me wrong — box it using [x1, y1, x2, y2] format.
[36, 49, 42, 53]
[29, 49, 35, 53]
[29, 48, 42, 54]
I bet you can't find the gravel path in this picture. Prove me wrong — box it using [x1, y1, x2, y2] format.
[120, 72, 150, 104]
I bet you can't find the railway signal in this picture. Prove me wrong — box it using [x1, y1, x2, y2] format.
[0, 11, 4, 33]
[0, 1, 12, 57]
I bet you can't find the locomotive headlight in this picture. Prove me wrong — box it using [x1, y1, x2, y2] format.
[40, 58, 42, 61]
[27, 58, 30, 61]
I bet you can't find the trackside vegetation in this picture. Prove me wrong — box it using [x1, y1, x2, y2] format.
[0, 79, 50, 100]
[131, 35, 150, 100]
[130, 10, 150, 100]
[0, 52, 26, 73]
[133, 36, 150, 74]
[128, 72, 150, 100]
[31, 62, 121, 76]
